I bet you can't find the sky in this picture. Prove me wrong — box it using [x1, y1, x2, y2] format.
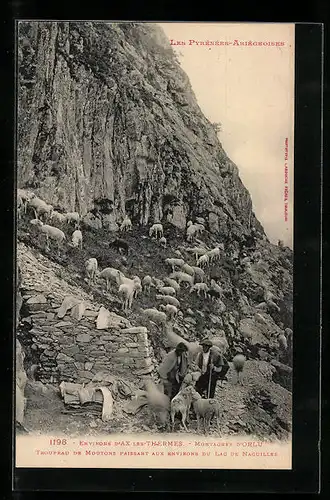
[158, 23, 295, 248]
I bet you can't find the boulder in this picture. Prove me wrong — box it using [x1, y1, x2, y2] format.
[96, 306, 131, 330]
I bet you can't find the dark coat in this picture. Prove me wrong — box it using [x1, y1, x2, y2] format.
[195, 348, 224, 374]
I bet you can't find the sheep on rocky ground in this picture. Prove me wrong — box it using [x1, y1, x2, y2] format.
[194, 223, 205, 236]
[159, 236, 167, 248]
[207, 247, 221, 263]
[159, 303, 178, 320]
[164, 325, 201, 360]
[181, 263, 195, 276]
[164, 258, 185, 273]
[163, 277, 180, 292]
[186, 224, 199, 242]
[65, 212, 80, 228]
[157, 286, 176, 297]
[142, 275, 152, 294]
[149, 223, 163, 239]
[142, 308, 167, 328]
[50, 210, 66, 225]
[187, 220, 193, 228]
[85, 258, 98, 286]
[71, 229, 83, 249]
[30, 219, 65, 253]
[170, 385, 196, 431]
[197, 254, 209, 268]
[186, 246, 209, 262]
[190, 282, 209, 298]
[232, 354, 246, 385]
[155, 295, 180, 308]
[118, 282, 141, 311]
[169, 271, 194, 287]
[191, 266, 205, 283]
[132, 276, 142, 298]
[28, 197, 53, 221]
[210, 279, 223, 295]
[119, 215, 132, 232]
[151, 277, 165, 289]
[190, 388, 221, 434]
[99, 267, 121, 291]
[144, 379, 170, 428]
[17, 188, 35, 213]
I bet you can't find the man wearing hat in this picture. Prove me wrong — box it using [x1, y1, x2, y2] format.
[195, 338, 229, 399]
[158, 342, 189, 399]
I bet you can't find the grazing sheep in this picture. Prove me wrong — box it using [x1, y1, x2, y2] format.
[186, 224, 198, 242]
[186, 246, 209, 262]
[144, 379, 170, 427]
[149, 223, 163, 239]
[194, 223, 205, 236]
[190, 388, 221, 434]
[207, 247, 221, 262]
[50, 210, 66, 225]
[159, 303, 178, 320]
[181, 263, 195, 276]
[169, 271, 194, 287]
[232, 354, 246, 385]
[28, 197, 53, 221]
[159, 236, 167, 248]
[99, 267, 121, 291]
[170, 385, 196, 431]
[118, 282, 141, 311]
[155, 294, 180, 308]
[151, 277, 165, 288]
[85, 258, 98, 286]
[132, 276, 142, 298]
[157, 286, 176, 297]
[190, 283, 209, 298]
[119, 215, 132, 232]
[191, 266, 205, 283]
[71, 229, 83, 249]
[142, 308, 167, 327]
[30, 219, 65, 252]
[142, 275, 152, 294]
[164, 258, 185, 272]
[197, 254, 209, 268]
[109, 239, 128, 255]
[65, 212, 80, 227]
[163, 277, 180, 292]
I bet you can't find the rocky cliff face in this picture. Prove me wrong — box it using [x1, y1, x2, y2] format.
[17, 21, 263, 235]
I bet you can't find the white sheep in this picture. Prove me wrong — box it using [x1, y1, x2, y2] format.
[232, 354, 246, 385]
[17, 188, 35, 213]
[197, 254, 209, 268]
[210, 279, 223, 296]
[132, 276, 142, 298]
[50, 210, 66, 225]
[71, 229, 83, 249]
[159, 236, 167, 248]
[142, 308, 167, 327]
[163, 277, 180, 292]
[157, 286, 176, 297]
[120, 215, 132, 232]
[159, 303, 178, 320]
[118, 282, 141, 311]
[181, 263, 195, 276]
[187, 220, 193, 227]
[99, 267, 121, 291]
[30, 219, 65, 252]
[164, 325, 201, 361]
[207, 247, 221, 263]
[169, 271, 194, 287]
[194, 223, 205, 236]
[170, 385, 196, 431]
[155, 295, 180, 308]
[191, 266, 205, 283]
[66, 212, 80, 228]
[85, 258, 98, 286]
[190, 282, 209, 298]
[145, 380, 170, 427]
[186, 224, 198, 242]
[164, 258, 185, 272]
[28, 197, 53, 220]
[151, 277, 165, 289]
[149, 223, 163, 239]
[142, 275, 152, 294]
[190, 388, 221, 433]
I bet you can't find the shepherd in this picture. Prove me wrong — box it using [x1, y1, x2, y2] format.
[195, 338, 230, 398]
[158, 343, 189, 400]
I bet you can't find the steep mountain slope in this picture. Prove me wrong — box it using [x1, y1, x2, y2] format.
[16, 21, 293, 438]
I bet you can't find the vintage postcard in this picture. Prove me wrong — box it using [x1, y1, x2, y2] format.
[15, 21, 294, 470]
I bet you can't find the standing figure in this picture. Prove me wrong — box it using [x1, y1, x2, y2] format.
[195, 338, 230, 398]
[158, 343, 189, 399]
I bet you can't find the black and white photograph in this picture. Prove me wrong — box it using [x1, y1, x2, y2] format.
[15, 21, 294, 469]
